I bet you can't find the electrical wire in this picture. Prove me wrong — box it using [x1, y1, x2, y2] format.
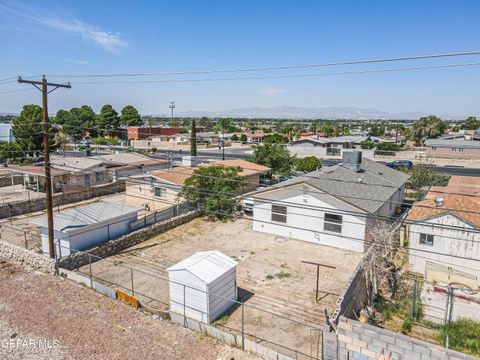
[44, 51, 480, 78]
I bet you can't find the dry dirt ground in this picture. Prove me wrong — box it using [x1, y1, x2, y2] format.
[77, 217, 363, 358]
[0, 258, 258, 360]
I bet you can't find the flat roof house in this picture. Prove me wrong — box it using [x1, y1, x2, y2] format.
[424, 139, 480, 159]
[31, 201, 142, 257]
[250, 151, 410, 252]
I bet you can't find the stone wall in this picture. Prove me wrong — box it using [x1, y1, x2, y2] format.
[59, 210, 200, 270]
[323, 316, 479, 360]
[0, 181, 125, 219]
[0, 240, 55, 274]
[0, 174, 22, 187]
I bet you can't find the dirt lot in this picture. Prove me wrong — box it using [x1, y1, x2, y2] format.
[78, 217, 362, 358]
[0, 259, 258, 360]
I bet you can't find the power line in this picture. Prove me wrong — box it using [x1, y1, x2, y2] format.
[44, 51, 480, 78]
[0, 88, 35, 95]
[68, 62, 480, 85]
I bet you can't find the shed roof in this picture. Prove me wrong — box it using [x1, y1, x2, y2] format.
[30, 201, 142, 232]
[167, 250, 237, 284]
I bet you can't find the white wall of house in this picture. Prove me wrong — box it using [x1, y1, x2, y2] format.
[286, 145, 375, 159]
[125, 178, 180, 210]
[408, 214, 480, 289]
[252, 184, 367, 252]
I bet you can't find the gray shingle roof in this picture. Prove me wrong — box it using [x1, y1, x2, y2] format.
[252, 158, 410, 214]
[30, 201, 142, 232]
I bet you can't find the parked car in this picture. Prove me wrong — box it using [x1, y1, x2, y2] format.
[384, 160, 413, 169]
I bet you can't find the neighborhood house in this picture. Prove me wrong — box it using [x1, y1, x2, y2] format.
[250, 151, 410, 252]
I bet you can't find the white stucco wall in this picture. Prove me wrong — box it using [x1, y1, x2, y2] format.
[252, 184, 367, 252]
[408, 213, 480, 288]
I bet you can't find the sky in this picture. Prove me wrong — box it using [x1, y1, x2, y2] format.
[0, 0, 480, 117]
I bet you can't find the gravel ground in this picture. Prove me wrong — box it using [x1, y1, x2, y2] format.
[0, 259, 258, 360]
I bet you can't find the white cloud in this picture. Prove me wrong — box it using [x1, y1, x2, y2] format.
[35, 17, 128, 52]
[63, 59, 94, 65]
[260, 86, 286, 96]
[0, 1, 128, 52]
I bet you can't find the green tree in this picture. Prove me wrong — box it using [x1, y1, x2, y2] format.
[67, 107, 89, 141]
[0, 142, 23, 163]
[190, 118, 197, 156]
[411, 115, 447, 145]
[199, 116, 212, 130]
[376, 142, 400, 152]
[462, 116, 479, 130]
[231, 134, 239, 141]
[96, 104, 119, 136]
[120, 105, 142, 127]
[295, 156, 321, 172]
[263, 133, 289, 144]
[53, 109, 71, 125]
[368, 124, 385, 137]
[360, 139, 375, 149]
[405, 164, 450, 199]
[178, 165, 245, 218]
[249, 143, 295, 176]
[12, 104, 44, 154]
[240, 134, 248, 143]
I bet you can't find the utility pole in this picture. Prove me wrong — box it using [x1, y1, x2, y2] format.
[221, 117, 225, 160]
[18, 75, 71, 259]
[169, 101, 175, 126]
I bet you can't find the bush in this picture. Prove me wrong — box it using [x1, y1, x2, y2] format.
[231, 134, 239, 141]
[106, 136, 120, 145]
[240, 134, 248, 143]
[402, 316, 412, 334]
[150, 147, 157, 153]
[360, 139, 375, 149]
[92, 137, 105, 145]
[376, 142, 400, 152]
[438, 319, 480, 356]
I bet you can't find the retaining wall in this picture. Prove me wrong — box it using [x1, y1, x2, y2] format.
[323, 316, 479, 360]
[0, 181, 125, 219]
[59, 210, 200, 270]
[0, 240, 55, 274]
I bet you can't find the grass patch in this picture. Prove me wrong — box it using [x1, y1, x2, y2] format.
[265, 271, 291, 281]
[215, 315, 229, 326]
[438, 319, 480, 356]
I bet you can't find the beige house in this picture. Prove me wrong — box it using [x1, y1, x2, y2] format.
[125, 160, 270, 211]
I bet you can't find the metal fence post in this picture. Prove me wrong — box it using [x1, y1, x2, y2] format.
[88, 253, 93, 288]
[411, 278, 417, 320]
[183, 284, 186, 327]
[241, 302, 245, 350]
[448, 288, 454, 325]
[130, 267, 135, 296]
[24, 231, 27, 249]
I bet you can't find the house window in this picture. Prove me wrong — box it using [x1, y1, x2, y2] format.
[95, 171, 105, 182]
[419, 233, 434, 246]
[431, 146, 437, 151]
[324, 213, 342, 233]
[271, 205, 287, 223]
[154, 187, 166, 198]
[459, 148, 464, 153]
[84, 173, 91, 186]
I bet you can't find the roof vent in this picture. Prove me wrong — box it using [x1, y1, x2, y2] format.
[434, 197, 445, 207]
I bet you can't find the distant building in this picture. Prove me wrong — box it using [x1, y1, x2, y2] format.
[424, 139, 480, 159]
[31, 201, 142, 256]
[127, 127, 180, 140]
[0, 123, 14, 143]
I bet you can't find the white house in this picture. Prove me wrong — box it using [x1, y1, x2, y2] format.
[31, 201, 142, 256]
[407, 193, 480, 290]
[251, 151, 410, 253]
[167, 251, 238, 323]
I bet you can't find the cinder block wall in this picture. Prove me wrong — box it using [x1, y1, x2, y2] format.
[323, 316, 479, 360]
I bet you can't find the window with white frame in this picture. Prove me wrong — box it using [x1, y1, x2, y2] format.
[419, 233, 434, 246]
[324, 213, 342, 233]
[154, 187, 166, 198]
[271, 204, 287, 223]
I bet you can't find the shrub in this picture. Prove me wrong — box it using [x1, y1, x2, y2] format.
[402, 316, 412, 334]
[295, 156, 321, 172]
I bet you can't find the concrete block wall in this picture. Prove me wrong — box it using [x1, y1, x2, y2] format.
[0, 174, 22, 187]
[0, 239, 56, 274]
[59, 211, 200, 270]
[323, 316, 479, 360]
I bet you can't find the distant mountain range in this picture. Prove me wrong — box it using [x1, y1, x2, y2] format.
[170, 106, 469, 120]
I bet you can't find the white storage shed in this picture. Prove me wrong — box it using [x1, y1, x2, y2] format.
[167, 250, 238, 323]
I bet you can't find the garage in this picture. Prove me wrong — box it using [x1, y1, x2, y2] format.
[167, 250, 238, 323]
